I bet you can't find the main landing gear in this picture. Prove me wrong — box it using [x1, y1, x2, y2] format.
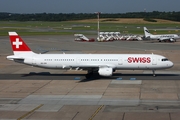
[152, 70, 156, 77]
[85, 71, 93, 79]
[85, 70, 99, 79]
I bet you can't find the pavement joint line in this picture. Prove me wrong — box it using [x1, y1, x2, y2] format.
[0, 80, 22, 92]
[174, 80, 179, 100]
[122, 112, 125, 120]
[72, 111, 79, 120]
[30, 80, 52, 95]
[139, 79, 143, 100]
[17, 104, 44, 120]
[169, 113, 172, 120]
[88, 105, 104, 120]
[102, 80, 111, 96]
[66, 80, 79, 95]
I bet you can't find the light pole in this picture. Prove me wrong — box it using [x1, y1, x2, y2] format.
[95, 12, 101, 41]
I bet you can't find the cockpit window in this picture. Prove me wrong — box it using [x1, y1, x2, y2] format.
[162, 58, 169, 61]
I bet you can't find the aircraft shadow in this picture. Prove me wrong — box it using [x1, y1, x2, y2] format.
[0, 72, 179, 81]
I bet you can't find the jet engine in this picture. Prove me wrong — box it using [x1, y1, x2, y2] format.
[170, 38, 175, 42]
[98, 67, 113, 76]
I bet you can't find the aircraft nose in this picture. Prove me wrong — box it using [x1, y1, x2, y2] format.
[168, 61, 174, 68]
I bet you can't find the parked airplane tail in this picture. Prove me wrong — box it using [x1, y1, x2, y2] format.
[9, 32, 35, 55]
[144, 27, 152, 38]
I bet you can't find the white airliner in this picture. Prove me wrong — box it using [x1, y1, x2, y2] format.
[7, 32, 173, 78]
[144, 27, 179, 42]
[74, 34, 95, 42]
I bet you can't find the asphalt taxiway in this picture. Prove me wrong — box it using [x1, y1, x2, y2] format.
[0, 35, 180, 120]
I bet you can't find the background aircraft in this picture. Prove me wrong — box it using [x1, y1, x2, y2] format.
[144, 27, 179, 42]
[7, 32, 173, 78]
[74, 34, 95, 42]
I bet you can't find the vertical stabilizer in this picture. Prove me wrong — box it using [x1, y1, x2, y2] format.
[144, 27, 152, 38]
[9, 32, 34, 55]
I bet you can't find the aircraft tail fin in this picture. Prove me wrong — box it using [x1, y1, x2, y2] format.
[144, 27, 152, 38]
[9, 32, 35, 55]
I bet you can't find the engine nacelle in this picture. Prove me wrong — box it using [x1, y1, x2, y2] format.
[98, 67, 113, 77]
[170, 38, 175, 42]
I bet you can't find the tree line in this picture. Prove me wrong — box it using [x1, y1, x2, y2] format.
[0, 11, 180, 22]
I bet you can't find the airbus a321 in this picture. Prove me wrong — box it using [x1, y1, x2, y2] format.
[144, 27, 179, 42]
[7, 32, 173, 78]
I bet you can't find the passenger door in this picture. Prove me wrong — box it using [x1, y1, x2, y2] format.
[118, 58, 123, 65]
[152, 56, 157, 65]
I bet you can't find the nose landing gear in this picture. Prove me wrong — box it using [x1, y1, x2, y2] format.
[152, 70, 156, 77]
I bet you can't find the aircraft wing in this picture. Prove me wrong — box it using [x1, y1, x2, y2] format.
[78, 64, 116, 71]
[159, 37, 169, 40]
[159, 37, 175, 42]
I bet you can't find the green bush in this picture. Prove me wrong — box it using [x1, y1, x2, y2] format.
[143, 18, 157, 22]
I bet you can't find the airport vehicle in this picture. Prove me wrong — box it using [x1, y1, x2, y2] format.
[98, 32, 121, 41]
[7, 32, 173, 78]
[144, 27, 179, 42]
[98, 32, 113, 42]
[74, 34, 95, 42]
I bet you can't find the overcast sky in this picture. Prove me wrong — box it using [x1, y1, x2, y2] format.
[0, 0, 179, 13]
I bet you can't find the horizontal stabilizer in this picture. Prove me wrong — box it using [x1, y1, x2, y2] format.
[7, 55, 24, 60]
